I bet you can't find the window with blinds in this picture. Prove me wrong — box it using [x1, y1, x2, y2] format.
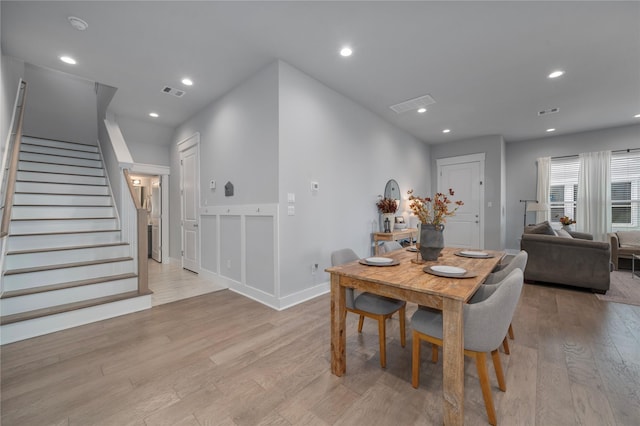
[549, 157, 579, 223]
[611, 152, 640, 230]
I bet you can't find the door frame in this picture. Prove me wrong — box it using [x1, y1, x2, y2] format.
[130, 163, 170, 264]
[177, 133, 201, 272]
[436, 153, 485, 248]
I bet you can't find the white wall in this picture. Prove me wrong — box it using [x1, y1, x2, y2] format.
[1, 55, 25, 167]
[22, 63, 97, 144]
[277, 61, 431, 297]
[430, 135, 506, 250]
[505, 123, 640, 250]
[117, 115, 173, 167]
[170, 62, 280, 260]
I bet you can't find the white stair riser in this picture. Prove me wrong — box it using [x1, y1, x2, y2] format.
[15, 181, 109, 195]
[3, 259, 135, 291]
[0, 295, 151, 345]
[6, 231, 122, 251]
[20, 152, 102, 168]
[10, 218, 118, 234]
[13, 193, 112, 206]
[5, 244, 130, 269]
[1, 278, 138, 316]
[21, 144, 101, 160]
[12, 206, 115, 219]
[19, 161, 105, 176]
[22, 137, 98, 153]
[17, 171, 107, 186]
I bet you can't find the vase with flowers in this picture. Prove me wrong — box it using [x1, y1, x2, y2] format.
[408, 189, 464, 261]
[559, 216, 576, 231]
[376, 196, 398, 232]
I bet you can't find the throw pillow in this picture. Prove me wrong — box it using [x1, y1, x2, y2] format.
[556, 228, 574, 239]
[617, 231, 640, 247]
[526, 221, 556, 236]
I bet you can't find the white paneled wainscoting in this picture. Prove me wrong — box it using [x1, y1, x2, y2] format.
[195, 204, 329, 310]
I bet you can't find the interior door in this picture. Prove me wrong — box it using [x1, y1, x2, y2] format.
[180, 142, 199, 273]
[150, 176, 162, 262]
[437, 156, 483, 248]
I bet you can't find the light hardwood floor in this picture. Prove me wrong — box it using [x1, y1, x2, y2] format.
[148, 259, 227, 306]
[1, 273, 640, 425]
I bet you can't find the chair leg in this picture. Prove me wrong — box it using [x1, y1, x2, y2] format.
[378, 315, 387, 368]
[412, 330, 421, 388]
[508, 323, 514, 340]
[475, 352, 497, 426]
[491, 349, 506, 392]
[431, 344, 439, 363]
[399, 305, 406, 348]
[358, 315, 365, 333]
[502, 335, 510, 355]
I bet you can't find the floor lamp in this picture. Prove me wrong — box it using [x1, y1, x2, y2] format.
[519, 199, 539, 228]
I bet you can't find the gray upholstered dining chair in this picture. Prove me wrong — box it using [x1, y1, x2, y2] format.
[331, 248, 406, 368]
[379, 241, 403, 254]
[411, 269, 523, 426]
[474, 250, 528, 354]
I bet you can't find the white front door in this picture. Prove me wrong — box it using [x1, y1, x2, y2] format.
[437, 154, 485, 249]
[179, 136, 200, 273]
[150, 176, 162, 263]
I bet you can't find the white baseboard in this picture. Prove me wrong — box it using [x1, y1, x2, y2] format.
[278, 282, 330, 310]
[0, 294, 152, 345]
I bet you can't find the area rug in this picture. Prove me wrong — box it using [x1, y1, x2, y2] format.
[595, 270, 640, 306]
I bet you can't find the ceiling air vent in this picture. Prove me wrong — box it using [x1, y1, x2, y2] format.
[161, 86, 186, 98]
[538, 107, 559, 116]
[389, 94, 436, 114]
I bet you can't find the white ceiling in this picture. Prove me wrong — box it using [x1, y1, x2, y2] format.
[2, 1, 639, 144]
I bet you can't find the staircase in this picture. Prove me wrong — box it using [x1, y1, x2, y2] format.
[0, 136, 151, 344]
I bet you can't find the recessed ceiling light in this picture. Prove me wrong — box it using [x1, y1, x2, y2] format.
[181, 78, 193, 86]
[442, 129, 451, 134]
[417, 108, 427, 114]
[149, 112, 159, 118]
[340, 46, 353, 57]
[67, 16, 88, 31]
[546, 128, 556, 132]
[548, 70, 565, 79]
[59, 55, 76, 65]
[634, 113, 640, 118]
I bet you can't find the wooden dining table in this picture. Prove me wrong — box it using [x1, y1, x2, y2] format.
[326, 246, 505, 426]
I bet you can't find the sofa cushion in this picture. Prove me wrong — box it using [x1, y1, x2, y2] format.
[527, 221, 556, 236]
[617, 231, 640, 247]
[556, 228, 573, 238]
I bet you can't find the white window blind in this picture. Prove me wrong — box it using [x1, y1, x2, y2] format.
[610, 151, 640, 231]
[549, 157, 579, 223]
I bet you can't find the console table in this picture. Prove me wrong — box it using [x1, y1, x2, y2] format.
[372, 228, 418, 255]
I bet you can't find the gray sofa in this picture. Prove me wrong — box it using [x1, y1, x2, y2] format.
[520, 222, 610, 293]
[608, 231, 640, 270]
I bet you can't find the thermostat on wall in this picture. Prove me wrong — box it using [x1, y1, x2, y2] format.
[310, 181, 319, 192]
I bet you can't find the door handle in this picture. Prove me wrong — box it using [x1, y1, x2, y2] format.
[193, 223, 198, 227]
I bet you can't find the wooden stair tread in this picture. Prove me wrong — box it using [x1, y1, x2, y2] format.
[18, 160, 102, 169]
[4, 257, 133, 275]
[13, 205, 113, 208]
[9, 229, 120, 237]
[1, 273, 138, 299]
[11, 217, 116, 222]
[20, 148, 100, 161]
[16, 180, 109, 186]
[23, 135, 98, 148]
[0, 290, 152, 326]
[14, 192, 110, 196]
[7, 242, 129, 256]
[17, 166, 106, 178]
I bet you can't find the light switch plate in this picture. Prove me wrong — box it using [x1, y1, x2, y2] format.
[288, 205, 295, 216]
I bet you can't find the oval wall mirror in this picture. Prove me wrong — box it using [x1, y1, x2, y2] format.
[384, 179, 400, 203]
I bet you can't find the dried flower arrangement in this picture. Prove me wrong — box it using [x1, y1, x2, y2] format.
[376, 197, 398, 214]
[559, 216, 576, 226]
[407, 188, 464, 226]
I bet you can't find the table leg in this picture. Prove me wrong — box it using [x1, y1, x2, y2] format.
[442, 297, 464, 426]
[330, 273, 346, 376]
